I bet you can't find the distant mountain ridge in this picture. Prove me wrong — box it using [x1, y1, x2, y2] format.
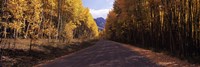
[94, 17, 106, 31]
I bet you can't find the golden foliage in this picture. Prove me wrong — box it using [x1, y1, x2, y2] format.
[0, 0, 99, 41]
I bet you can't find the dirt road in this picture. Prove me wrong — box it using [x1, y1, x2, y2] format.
[38, 40, 160, 67]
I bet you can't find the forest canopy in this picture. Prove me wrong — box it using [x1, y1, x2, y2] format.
[0, 0, 99, 41]
[105, 0, 200, 60]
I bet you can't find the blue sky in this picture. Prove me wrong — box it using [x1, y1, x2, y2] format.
[82, 0, 114, 19]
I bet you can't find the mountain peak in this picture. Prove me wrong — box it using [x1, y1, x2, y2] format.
[94, 17, 106, 31]
[96, 17, 105, 19]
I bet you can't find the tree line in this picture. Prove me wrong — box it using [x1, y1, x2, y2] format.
[105, 0, 200, 61]
[0, 0, 99, 42]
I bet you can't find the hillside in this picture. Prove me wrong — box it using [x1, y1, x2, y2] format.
[94, 17, 106, 31]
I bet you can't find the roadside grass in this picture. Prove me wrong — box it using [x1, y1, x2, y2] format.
[0, 39, 97, 67]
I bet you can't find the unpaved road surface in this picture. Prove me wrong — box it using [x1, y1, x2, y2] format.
[37, 40, 160, 67]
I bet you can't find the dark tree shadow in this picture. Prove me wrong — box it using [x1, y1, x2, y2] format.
[1, 40, 96, 67]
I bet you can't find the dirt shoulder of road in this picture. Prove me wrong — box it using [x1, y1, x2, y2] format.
[1, 39, 97, 67]
[121, 43, 200, 67]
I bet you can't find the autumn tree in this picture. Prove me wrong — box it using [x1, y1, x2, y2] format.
[0, 0, 99, 44]
[105, 0, 200, 60]
[61, 0, 99, 41]
[39, 0, 58, 42]
[6, 0, 27, 38]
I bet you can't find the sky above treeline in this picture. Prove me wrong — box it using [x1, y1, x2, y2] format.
[82, 0, 114, 19]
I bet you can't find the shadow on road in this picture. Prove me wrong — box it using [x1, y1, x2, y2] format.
[40, 40, 160, 67]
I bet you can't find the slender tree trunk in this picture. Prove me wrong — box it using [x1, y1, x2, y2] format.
[3, 27, 7, 38]
[57, 0, 62, 40]
[24, 23, 31, 39]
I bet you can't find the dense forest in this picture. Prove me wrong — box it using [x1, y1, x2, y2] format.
[0, 0, 99, 42]
[105, 0, 200, 61]
[1, 0, 200, 66]
[0, 0, 99, 66]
